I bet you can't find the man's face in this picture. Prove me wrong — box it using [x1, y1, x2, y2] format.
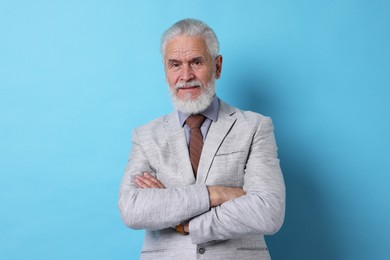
[164, 36, 222, 102]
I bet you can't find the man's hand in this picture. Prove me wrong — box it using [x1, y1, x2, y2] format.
[135, 172, 165, 189]
[207, 186, 246, 207]
[134, 173, 245, 236]
[183, 222, 189, 233]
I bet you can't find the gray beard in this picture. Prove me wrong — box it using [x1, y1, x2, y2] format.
[169, 78, 216, 115]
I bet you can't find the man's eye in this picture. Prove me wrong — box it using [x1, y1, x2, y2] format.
[192, 60, 202, 66]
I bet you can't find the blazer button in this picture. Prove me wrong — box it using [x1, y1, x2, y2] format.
[198, 247, 206, 254]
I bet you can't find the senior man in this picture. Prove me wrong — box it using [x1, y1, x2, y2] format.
[119, 18, 285, 259]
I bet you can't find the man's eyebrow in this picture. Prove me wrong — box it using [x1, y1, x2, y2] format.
[167, 59, 181, 64]
[167, 57, 205, 64]
[190, 57, 204, 62]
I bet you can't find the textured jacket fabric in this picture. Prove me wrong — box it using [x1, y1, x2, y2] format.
[118, 99, 285, 259]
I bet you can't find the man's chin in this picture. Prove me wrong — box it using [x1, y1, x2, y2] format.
[175, 91, 202, 101]
[170, 79, 216, 114]
[177, 95, 200, 102]
[172, 94, 213, 114]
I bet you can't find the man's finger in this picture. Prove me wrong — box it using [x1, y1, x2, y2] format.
[135, 174, 165, 189]
[143, 172, 166, 188]
[137, 175, 157, 188]
[134, 176, 151, 188]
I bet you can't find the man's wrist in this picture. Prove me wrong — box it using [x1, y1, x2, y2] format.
[207, 186, 221, 207]
[207, 186, 246, 207]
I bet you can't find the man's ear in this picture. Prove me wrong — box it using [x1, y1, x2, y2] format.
[215, 55, 223, 79]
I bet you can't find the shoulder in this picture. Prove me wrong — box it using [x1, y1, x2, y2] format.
[219, 99, 272, 127]
[217, 100, 277, 149]
[131, 112, 177, 142]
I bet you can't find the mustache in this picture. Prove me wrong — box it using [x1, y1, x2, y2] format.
[175, 80, 203, 90]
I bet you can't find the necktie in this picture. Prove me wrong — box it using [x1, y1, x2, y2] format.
[186, 114, 206, 176]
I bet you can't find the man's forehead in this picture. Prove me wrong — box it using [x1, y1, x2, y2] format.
[164, 36, 209, 59]
[166, 48, 203, 59]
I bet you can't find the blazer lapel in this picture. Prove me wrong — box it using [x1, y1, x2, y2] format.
[164, 112, 196, 185]
[197, 101, 237, 184]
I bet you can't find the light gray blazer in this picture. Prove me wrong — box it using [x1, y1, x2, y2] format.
[119, 100, 285, 260]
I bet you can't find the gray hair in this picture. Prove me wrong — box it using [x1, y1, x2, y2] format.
[161, 18, 220, 58]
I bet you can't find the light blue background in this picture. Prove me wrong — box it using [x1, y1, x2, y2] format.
[1, 1, 389, 259]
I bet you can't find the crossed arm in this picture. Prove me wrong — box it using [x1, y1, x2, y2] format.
[135, 172, 246, 233]
[119, 117, 285, 244]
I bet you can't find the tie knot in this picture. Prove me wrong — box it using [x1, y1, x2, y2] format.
[186, 114, 206, 129]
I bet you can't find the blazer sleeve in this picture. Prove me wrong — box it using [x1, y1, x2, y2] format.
[118, 129, 211, 231]
[189, 117, 286, 244]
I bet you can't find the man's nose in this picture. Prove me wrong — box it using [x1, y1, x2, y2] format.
[180, 64, 195, 81]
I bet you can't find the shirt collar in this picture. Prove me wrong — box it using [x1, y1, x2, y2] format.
[178, 96, 219, 127]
